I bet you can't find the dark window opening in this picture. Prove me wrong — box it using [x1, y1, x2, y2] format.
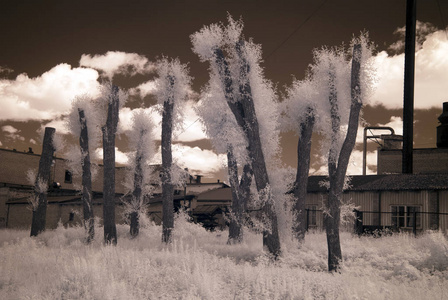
[391, 205, 421, 228]
[64, 170, 72, 183]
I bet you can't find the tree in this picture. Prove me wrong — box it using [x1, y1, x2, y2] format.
[154, 58, 191, 244]
[124, 110, 156, 238]
[79, 108, 95, 242]
[192, 16, 282, 257]
[101, 83, 126, 245]
[30, 127, 55, 237]
[196, 76, 252, 244]
[282, 80, 317, 243]
[313, 36, 373, 272]
[66, 96, 99, 243]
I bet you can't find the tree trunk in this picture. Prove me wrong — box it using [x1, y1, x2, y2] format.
[325, 44, 362, 272]
[130, 140, 144, 238]
[227, 146, 243, 244]
[30, 127, 55, 237]
[162, 76, 175, 243]
[78, 109, 94, 243]
[102, 85, 119, 245]
[214, 43, 281, 258]
[292, 108, 315, 243]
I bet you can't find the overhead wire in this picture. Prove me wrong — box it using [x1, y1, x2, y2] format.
[179, 1, 328, 134]
[265, 0, 329, 60]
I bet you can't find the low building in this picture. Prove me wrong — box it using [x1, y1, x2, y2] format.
[0, 148, 228, 230]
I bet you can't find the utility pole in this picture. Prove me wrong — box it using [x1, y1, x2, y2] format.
[403, 0, 416, 174]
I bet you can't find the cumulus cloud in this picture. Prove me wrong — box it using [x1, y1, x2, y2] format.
[119, 103, 208, 143]
[0, 64, 100, 121]
[129, 80, 157, 98]
[41, 118, 70, 135]
[172, 144, 226, 176]
[1, 125, 25, 141]
[80, 51, 154, 79]
[173, 102, 208, 142]
[95, 147, 129, 165]
[371, 26, 448, 109]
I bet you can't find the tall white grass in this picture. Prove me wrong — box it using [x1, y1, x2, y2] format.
[1, 217, 447, 299]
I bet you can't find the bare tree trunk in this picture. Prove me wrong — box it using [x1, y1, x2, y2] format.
[30, 127, 55, 237]
[227, 146, 244, 244]
[325, 44, 362, 272]
[130, 143, 144, 238]
[162, 76, 175, 243]
[78, 109, 94, 243]
[102, 85, 119, 245]
[214, 43, 281, 258]
[292, 108, 315, 243]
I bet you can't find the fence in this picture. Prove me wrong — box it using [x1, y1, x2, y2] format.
[304, 209, 448, 236]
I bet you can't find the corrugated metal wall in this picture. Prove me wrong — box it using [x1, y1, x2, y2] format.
[305, 190, 448, 232]
[439, 190, 448, 232]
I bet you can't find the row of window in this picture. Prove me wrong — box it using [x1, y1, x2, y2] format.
[305, 205, 422, 228]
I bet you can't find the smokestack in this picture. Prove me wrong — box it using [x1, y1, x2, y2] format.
[437, 102, 448, 148]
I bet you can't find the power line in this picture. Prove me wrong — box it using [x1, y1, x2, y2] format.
[181, 2, 328, 131]
[265, 0, 329, 60]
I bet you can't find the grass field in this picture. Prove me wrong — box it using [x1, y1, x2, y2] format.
[1, 216, 447, 299]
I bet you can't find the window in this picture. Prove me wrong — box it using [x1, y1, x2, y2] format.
[307, 205, 317, 226]
[391, 205, 421, 228]
[64, 170, 72, 183]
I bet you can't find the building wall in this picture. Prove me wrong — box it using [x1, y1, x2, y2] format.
[305, 190, 448, 232]
[7, 202, 129, 229]
[377, 148, 448, 174]
[0, 148, 128, 194]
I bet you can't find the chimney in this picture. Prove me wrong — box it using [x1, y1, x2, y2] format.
[437, 102, 448, 148]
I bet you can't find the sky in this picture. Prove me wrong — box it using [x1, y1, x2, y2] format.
[0, 0, 447, 182]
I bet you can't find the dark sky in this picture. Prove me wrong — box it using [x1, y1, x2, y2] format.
[1, 0, 447, 179]
[1, 0, 445, 88]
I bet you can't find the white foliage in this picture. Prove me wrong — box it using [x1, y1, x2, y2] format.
[195, 84, 248, 161]
[94, 82, 128, 129]
[123, 110, 157, 201]
[26, 168, 37, 188]
[26, 169, 48, 211]
[52, 132, 65, 154]
[170, 164, 188, 188]
[66, 94, 101, 152]
[153, 58, 192, 133]
[190, 23, 225, 61]
[281, 78, 318, 133]
[192, 14, 281, 170]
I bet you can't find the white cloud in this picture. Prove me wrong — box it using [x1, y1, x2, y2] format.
[171, 144, 226, 176]
[1, 125, 25, 141]
[370, 29, 448, 109]
[119, 103, 208, 143]
[0, 64, 100, 121]
[30, 139, 36, 145]
[173, 102, 208, 142]
[41, 118, 70, 135]
[94, 147, 129, 165]
[2, 125, 18, 134]
[129, 80, 157, 98]
[346, 149, 377, 175]
[79, 51, 154, 79]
